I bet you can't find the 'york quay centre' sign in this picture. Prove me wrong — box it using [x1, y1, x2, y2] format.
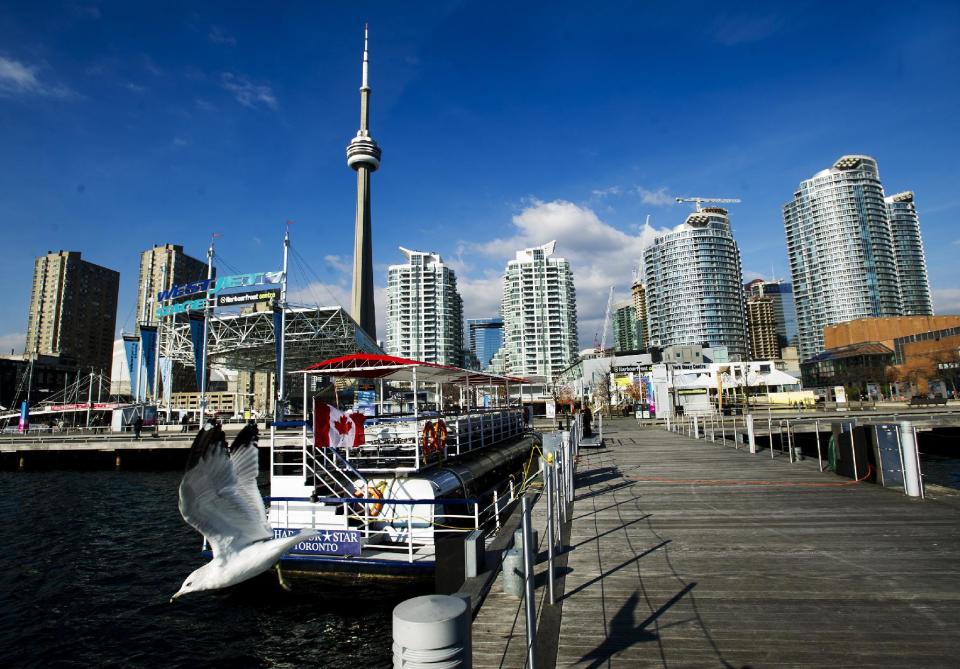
[155, 271, 283, 317]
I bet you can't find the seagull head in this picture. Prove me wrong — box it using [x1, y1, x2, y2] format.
[170, 564, 213, 602]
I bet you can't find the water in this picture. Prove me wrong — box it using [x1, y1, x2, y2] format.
[0, 470, 422, 668]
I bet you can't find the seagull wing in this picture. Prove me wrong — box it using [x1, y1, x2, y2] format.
[178, 423, 272, 557]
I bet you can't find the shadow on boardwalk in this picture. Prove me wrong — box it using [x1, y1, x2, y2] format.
[548, 418, 960, 668]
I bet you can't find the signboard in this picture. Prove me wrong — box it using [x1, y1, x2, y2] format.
[157, 298, 206, 318]
[834, 386, 847, 404]
[157, 271, 283, 302]
[275, 527, 361, 556]
[545, 401, 556, 419]
[355, 390, 376, 417]
[215, 288, 280, 308]
[50, 403, 119, 412]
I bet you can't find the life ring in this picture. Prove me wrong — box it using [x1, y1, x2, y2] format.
[354, 484, 384, 517]
[421, 421, 435, 457]
[435, 419, 448, 457]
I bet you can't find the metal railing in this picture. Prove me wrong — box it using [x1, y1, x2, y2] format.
[339, 408, 524, 473]
[663, 412, 929, 498]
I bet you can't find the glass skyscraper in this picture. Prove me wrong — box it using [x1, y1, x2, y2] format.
[467, 317, 503, 370]
[783, 155, 931, 362]
[644, 208, 749, 360]
[885, 191, 933, 316]
[744, 279, 798, 349]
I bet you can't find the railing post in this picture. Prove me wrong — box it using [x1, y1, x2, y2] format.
[521, 495, 538, 669]
[787, 421, 794, 463]
[473, 501, 479, 531]
[815, 419, 823, 471]
[545, 457, 556, 606]
[493, 489, 501, 531]
[407, 507, 414, 562]
[768, 415, 774, 459]
[848, 426, 858, 481]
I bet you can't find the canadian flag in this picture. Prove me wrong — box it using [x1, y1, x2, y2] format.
[314, 401, 366, 449]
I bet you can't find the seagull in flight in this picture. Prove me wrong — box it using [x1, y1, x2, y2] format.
[171, 422, 315, 601]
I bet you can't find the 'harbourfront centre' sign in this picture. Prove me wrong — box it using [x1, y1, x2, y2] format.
[155, 271, 283, 317]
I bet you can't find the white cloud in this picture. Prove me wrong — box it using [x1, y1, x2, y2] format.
[591, 186, 622, 198]
[143, 55, 163, 77]
[172, 136, 190, 147]
[324, 255, 352, 275]
[637, 186, 674, 206]
[124, 82, 146, 94]
[209, 26, 237, 46]
[0, 332, 24, 355]
[195, 97, 215, 112]
[466, 199, 670, 347]
[287, 280, 350, 310]
[220, 72, 277, 110]
[0, 56, 73, 99]
[933, 288, 960, 314]
[457, 271, 505, 321]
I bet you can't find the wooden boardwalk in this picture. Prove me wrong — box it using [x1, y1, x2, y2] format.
[474, 417, 960, 668]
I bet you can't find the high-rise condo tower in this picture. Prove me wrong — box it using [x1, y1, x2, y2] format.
[783, 155, 931, 361]
[644, 208, 749, 359]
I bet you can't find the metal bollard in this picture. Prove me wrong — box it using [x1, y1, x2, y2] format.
[393, 594, 472, 668]
[746, 414, 756, 454]
[899, 421, 922, 497]
[513, 527, 538, 555]
[502, 549, 524, 596]
[693, 415, 699, 439]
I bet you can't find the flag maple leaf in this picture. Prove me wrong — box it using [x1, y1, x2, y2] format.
[334, 414, 352, 435]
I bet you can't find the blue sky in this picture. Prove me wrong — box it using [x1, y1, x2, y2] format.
[1, 1, 958, 353]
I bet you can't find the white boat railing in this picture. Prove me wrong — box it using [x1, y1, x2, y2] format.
[338, 408, 524, 473]
[267, 464, 543, 564]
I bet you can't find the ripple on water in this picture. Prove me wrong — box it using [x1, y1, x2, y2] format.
[0, 471, 424, 667]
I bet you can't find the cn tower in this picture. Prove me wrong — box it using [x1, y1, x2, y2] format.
[346, 24, 381, 339]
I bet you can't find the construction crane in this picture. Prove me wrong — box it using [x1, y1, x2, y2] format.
[597, 286, 615, 354]
[675, 197, 741, 212]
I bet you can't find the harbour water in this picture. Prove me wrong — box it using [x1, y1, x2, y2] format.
[0, 470, 420, 667]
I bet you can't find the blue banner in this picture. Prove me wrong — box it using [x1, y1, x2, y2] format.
[18, 400, 28, 433]
[140, 326, 158, 395]
[189, 316, 205, 392]
[273, 308, 283, 385]
[274, 528, 361, 557]
[122, 335, 140, 396]
[158, 356, 172, 399]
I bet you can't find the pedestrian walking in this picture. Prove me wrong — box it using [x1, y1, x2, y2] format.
[134, 415, 143, 440]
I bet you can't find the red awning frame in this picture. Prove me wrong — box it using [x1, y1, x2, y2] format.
[300, 353, 527, 386]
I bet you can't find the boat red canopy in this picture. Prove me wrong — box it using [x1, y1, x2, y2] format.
[301, 353, 527, 385]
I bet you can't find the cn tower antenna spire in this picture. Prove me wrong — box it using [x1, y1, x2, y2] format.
[347, 24, 381, 340]
[362, 23, 369, 89]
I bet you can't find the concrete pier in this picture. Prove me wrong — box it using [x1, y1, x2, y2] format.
[472, 417, 960, 667]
